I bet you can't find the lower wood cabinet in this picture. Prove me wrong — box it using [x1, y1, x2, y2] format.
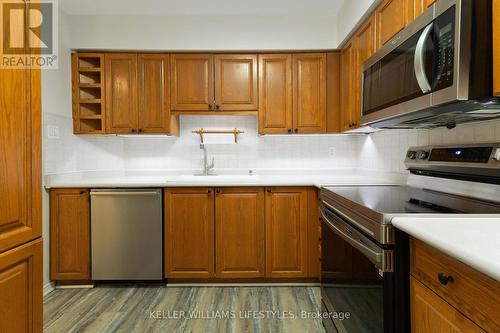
[410, 238, 500, 332]
[0, 238, 42, 333]
[265, 187, 307, 278]
[215, 187, 265, 278]
[410, 277, 485, 333]
[164, 186, 318, 280]
[50, 189, 90, 281]
[164, 188, 215, 278]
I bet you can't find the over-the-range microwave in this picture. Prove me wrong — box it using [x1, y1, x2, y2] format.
[361, 0, 500, 129]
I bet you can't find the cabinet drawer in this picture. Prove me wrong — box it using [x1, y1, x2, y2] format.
[411, 239, 500, 332]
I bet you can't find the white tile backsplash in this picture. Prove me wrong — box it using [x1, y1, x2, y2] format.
[43, 113, 500, 177]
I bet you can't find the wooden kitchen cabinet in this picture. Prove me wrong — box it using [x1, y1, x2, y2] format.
[104, 53, 177, 134]
[170, 54, 214, 111]
[265, 187, 308, 278]
[50, 189, 90, 281]
[164, 188, 215, 279]
[376, 0, 414, 49]
[411, 277, 485, 333]
[411, 238, 500, 332]
[105, 53, 138, 134]
[340, 40, 357, 132]
[494, 0, 500, 96]
[215, 187, 265, 279]
[0, 239, 42, 333]
[292, 53, 327, 133]
[414, 0, 436, 17]
[258, 54, 293, 134]
[326, 52, 342, 133]
[215, 55, 258, 111]
[0, 3, 42, 254]
[138, 54, 175, 134]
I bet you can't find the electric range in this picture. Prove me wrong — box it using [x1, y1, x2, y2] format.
[320, 143, 500, 333]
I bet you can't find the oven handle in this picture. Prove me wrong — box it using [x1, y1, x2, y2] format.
[321, 201, 375, 237]
[320, 206, 388, 272]
[414, 22, 434, 93]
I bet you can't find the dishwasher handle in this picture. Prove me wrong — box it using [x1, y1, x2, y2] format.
[90, 191, 160, 196]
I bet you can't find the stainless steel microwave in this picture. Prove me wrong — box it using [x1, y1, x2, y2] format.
[361, 0, 500, 129]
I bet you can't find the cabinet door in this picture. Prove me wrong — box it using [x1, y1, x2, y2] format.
[411, 277, 486, 333]
[340, 40, 356, 132]
[0, 239, 42, 333]
[215, 188, 265, 278]
[258, 54, 293, 134]
[353, 16, 376, 129]
[137, 54, 171, 134]
[50, 189, 90, 281]
[0, 1, 41, 253]
[164, 188, 215, 278]
[170, 54, 214, 111]
[376, 0, 414, 49]
[214, 55, 258, 111]
[105, 53, 138, 134]
[265, 187, 308, 278]
[414, 0, 436, 17]
[292, 54, 327, 133]
[494, 0, 500, 96]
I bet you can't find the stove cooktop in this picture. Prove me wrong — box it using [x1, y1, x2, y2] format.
[321, 185, 500, 216]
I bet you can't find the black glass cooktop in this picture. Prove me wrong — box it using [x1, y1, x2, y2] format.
[321, 185, 500, 215]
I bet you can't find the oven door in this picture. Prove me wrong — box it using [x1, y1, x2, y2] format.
[362, 1, 459, 125]
[320, 205, 395, 333]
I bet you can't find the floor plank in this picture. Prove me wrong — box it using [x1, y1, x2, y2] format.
[44, 286, 324, 333]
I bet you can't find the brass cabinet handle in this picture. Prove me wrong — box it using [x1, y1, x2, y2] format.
[208, 103, 213, 110]
[287, 129, 292, 134]
[294, 128, 298, 133]
[131, 129, 136, 133]
[267, 188, 272, 193]
[215, 104, 220, 110]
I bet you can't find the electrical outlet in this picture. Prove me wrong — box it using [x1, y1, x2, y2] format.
[47, 125, 60, 139]
[328, 146, 336, 158]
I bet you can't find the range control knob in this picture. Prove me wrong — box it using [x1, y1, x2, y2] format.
[417, 150, 430, 160]
[407, 151, 417, 160]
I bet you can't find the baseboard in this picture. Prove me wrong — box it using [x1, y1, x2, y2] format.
[166, 282, 321, 287]
[43, 282, 55, 297]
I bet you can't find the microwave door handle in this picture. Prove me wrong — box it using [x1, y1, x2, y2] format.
[414, 23, 434, 93]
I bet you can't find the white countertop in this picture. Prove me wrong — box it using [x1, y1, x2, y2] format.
[44, 169, 405, 189]
[392, 216, 500, 281]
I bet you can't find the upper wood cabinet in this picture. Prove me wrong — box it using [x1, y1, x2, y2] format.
[340, 40, 357, 132]
[105, 53, 139, 134]
[164, 188, 215, 279]
[50, 189, 90, 281]
[138, 54, 172, 134]
[494, 0, 500, 96]
[215, 55, 258, 111]
[258, 54, 293, 134]
[292, 53, 327, 133]
[170, 54, 258, 112]
[414, 0, 436, 18]
[265, 187, 308, 278]
[170, 54, 214, 111]
[104, 53, 176, 135]
[326, 52, 341, 133]
[376, 0, 414, 49]
[215, 187, 265, 279]
[0, 10, 41, 253]
[0, 239, 42, 333]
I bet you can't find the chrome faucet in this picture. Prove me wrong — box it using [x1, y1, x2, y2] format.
[200, 144, 215, 176]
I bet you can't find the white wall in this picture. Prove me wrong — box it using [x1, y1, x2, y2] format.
[68, 15, 339, 50]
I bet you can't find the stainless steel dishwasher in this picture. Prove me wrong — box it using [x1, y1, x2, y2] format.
[90, 189, 163, 280]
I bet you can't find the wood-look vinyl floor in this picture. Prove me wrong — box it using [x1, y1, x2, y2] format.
[44, 286, 324, 333]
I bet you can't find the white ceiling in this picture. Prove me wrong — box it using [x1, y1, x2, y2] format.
[59, 0, 345, 17]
